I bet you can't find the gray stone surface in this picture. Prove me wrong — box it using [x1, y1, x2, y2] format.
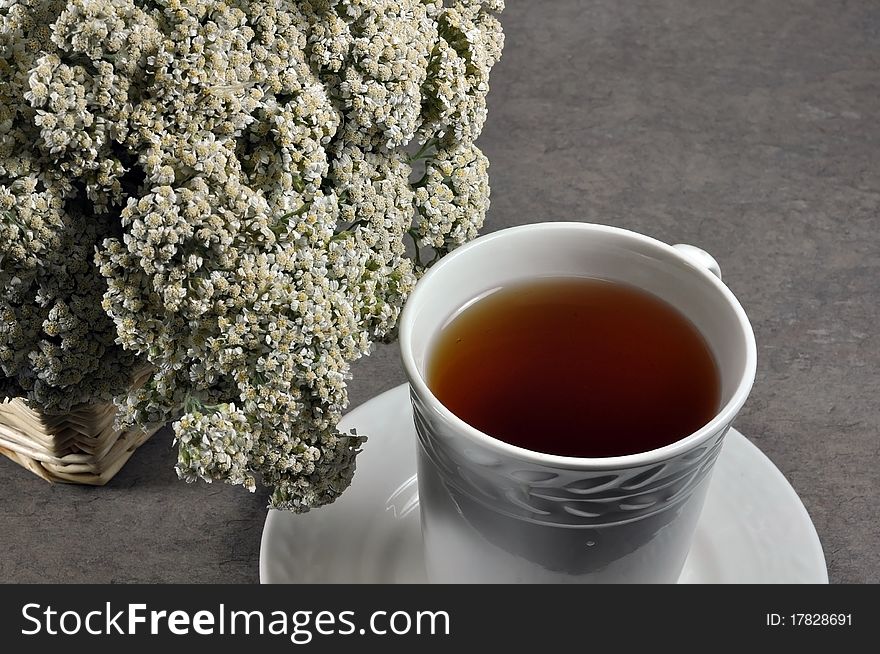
[1, 0, 877, 583]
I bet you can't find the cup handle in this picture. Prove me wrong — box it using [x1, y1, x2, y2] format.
[672, 243, 722, 280]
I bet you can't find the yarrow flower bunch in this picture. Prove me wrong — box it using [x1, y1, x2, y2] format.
[0, 0, 504, 510]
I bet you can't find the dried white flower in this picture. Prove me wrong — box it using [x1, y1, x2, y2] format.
[1, 0, 503, 511]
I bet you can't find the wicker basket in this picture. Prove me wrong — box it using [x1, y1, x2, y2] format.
[0, 371, 160, 485]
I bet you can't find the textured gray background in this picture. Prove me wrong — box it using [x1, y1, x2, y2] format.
[1, 0, 877, 583]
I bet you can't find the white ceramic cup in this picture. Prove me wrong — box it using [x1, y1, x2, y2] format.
[399, 222, 757, 583]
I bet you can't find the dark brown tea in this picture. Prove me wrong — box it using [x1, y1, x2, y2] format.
[428, 277, 721, 457]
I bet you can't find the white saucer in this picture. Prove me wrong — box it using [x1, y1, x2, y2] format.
[260, 384, 827, 584]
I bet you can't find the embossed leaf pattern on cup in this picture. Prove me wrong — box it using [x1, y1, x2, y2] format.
[411, 391, 729, 527]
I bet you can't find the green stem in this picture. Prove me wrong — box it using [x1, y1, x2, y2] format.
[408, 137, 440, 163]
[271, 203, 309, 234]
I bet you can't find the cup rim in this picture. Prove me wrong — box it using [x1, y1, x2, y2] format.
[399, 222, 758, 470]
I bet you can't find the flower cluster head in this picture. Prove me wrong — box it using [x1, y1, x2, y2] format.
[0, 0, 503, 510]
